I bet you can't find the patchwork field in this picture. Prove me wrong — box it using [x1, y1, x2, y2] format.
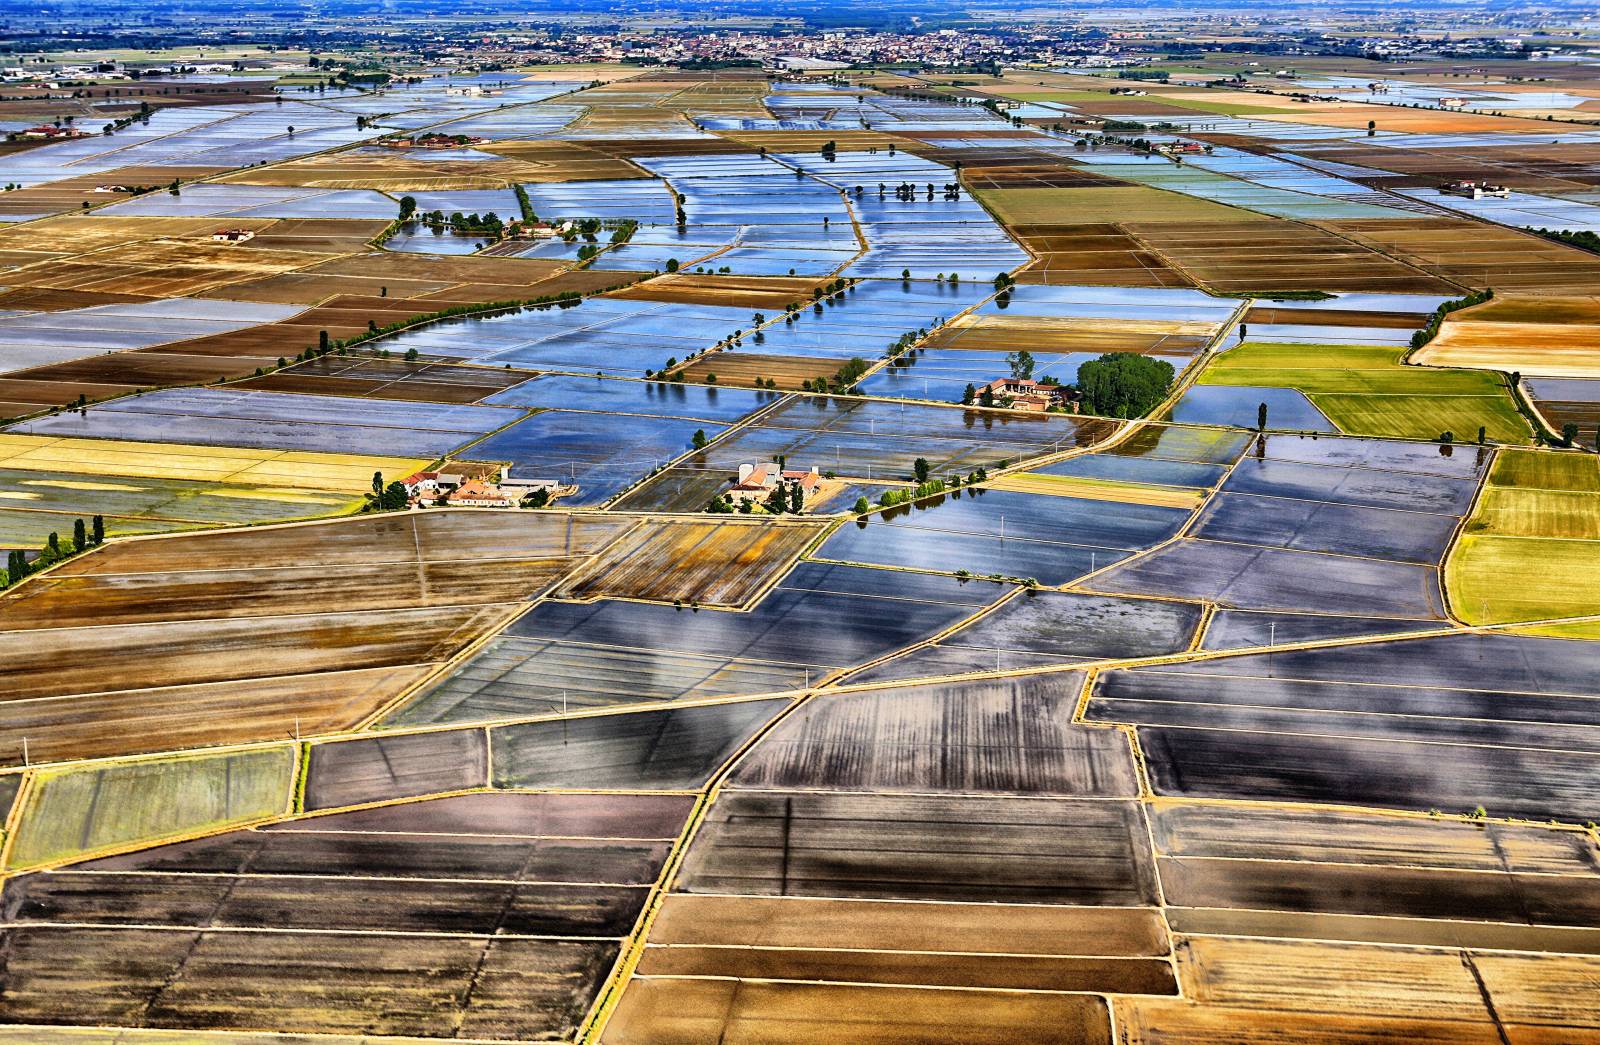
[1009, 223, 1195, 287]
[555, 516, 823, 606]
[0, 510, 630, 763]
[1127, 219, 1458, 295]
[1332, 218, 1600, 295]
[5, 48, 1600, 1045]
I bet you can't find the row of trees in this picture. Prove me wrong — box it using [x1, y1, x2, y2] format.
[801, 357, 871, 395]
[4, 515, 104, 588]
[1410, 288, 1494, 350]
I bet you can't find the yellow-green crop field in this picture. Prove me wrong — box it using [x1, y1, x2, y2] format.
[1448, 449, 1600, 624]
[1200, 342, 1532, 444]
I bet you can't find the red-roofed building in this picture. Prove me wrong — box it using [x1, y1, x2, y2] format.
[978, 377, 1068, 411]
[450, 479, 514, 508]
[728, 462, 821, 507]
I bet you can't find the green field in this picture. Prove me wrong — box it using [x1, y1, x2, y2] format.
[8, 746, 295, 869]
[1447, 535, 1600, 626]
[1484, 448, 1600, 493]
[1447, 448, 1600, 624]
[1200, 342, 1532, 444]
[1468, 487, 1600, 540]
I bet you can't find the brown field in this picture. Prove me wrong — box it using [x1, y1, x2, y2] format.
[0, 665, 439, 767]
[726, 674, 1138, 796]
[415, 269, 646, 303]
[38, 510, 628, 598]
[1474, 142, 1600, 187]
[0, 608, 496, 766]
[220, 152, 558, 191]
[478, 139, 651, 181]
[0, 511, 630, 764]
[0, 791, 672, 1039]
[637, 947, 1176, 994]
[611, 273, 831, 310]
[1277, 107, 1592, 135]
[0, 376, 141, 416]
[661, 81, 771, 118]
[1150, 802, 1597, 873]
[9, 542, 568, 629]
[1168, 908, 1600, 956]
[0, 167, 229, 219]
[1475, 952, 1600, 1027]
[572, 137, 758, 160]
[0, 268, 634, 406]
[1417, 296, 1600, 376]
[557, 517, 824, 607]
[1328, 218, 1600, 294]
[5, 351, 274, 388]
[928, 313, 1212, 355]
[720, 129, 912, 153]
[1292, 144, 1593, 194]
[1176, 937, 1493, 1021]
[1125, 219, 1458, 294]
[1243, 306, 1428, 327]
[0, 287, 152, 311]
[568, 108, 699, 136]
[651, 894, 1168, 956]
[294, 250, 565, 286]
[678, 352, 841, 389]
[237, 356, 539, 403]
[1116, 999, 1506, 1045]
[304, 728, 489, 809]
[5, 239, 324, 298]
[602, 979, 1113, 1045]
[977, 185, 1268, 226]
[1159, 856, 1600, 931]
[677, 791, 1158, 905]
[195, 271, 459, 303]
[963, 162, 1120, 191]
[238, 218, 390, 254]
[0, 215, 273, 257]
[1527, 396, 1600, 432]
[1010, 223, 1195, 288]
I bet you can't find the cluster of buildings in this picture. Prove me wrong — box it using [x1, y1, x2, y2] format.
[1441, 180, 1511, 199]
[727, 462, 822, 509]
[376, 132, 491, 149]
[976, 377, 1073, 412]
[11, 125, 89, 141]
[421, 26, 1155, 72]
[399, 467, 570, 508]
